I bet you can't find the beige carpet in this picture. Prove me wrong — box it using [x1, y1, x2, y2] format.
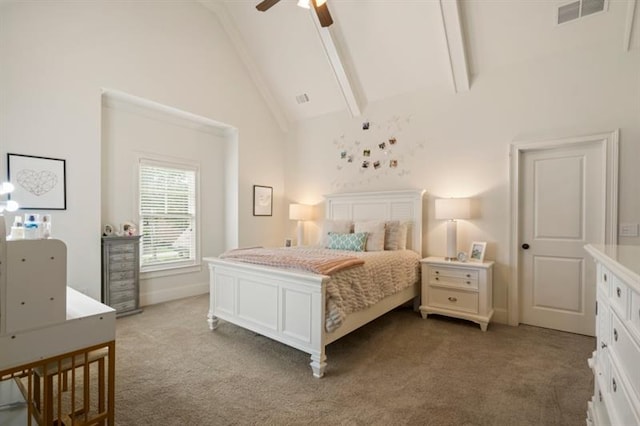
[114, 295, 595, 425]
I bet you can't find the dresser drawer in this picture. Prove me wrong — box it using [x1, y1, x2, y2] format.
[609, 362, 640, 426]
[109, 252, 136, 262]
[110, 279, 135, 292]
[430, 267, 479, 290]
[428, 287, 478, 314]
[112, 299, 136, 313]
[109, 261, 136, 272]
[599, 264, 611, 293]
[110, 270, 135, 281]
[109, 243, 135, 254]
[630, 288, 640, 339]
[110, 289, 135, 304]
[610, 275, 629, 318]
[610, 313, 640, 398]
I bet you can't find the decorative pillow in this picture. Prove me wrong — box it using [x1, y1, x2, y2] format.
[327, 232, 367, 252]
[385, 221, 409, 250]
[354, 220, 385, 251]
[319, 220, 353, 246]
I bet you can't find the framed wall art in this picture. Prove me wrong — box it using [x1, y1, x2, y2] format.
[253, 185, 273, 216]
[7, 153, 67, 210]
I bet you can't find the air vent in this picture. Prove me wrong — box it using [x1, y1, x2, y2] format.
[295, 93, 310, 104]
[557, 0, 607, 25]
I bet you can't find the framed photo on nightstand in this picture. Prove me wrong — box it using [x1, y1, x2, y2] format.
[469, 241, 487, 262]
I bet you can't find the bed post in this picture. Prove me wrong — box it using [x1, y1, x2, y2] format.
[207, 263, 219, 331]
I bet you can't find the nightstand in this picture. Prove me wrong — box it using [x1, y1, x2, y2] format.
[420, 256, 494, 331]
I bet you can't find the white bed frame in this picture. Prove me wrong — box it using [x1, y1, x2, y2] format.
[203, 189, 425, 377]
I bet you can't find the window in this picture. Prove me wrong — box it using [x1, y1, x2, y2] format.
[138, 159, 198, 272]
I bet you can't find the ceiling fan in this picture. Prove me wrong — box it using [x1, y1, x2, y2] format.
[256, 0, 334, 28]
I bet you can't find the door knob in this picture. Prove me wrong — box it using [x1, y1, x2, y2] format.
[522, 243, 530, 249]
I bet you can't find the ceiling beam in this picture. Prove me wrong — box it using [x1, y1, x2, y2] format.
[623, 0, 637, 51]
[310, 10, 363, 117]
[199, 0, 290, 133]
[439, 0, 470, 93]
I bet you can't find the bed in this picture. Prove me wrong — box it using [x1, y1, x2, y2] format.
[203, 189, 425, 377]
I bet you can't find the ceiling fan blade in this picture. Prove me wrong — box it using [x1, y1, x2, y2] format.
[312, 0, 333, 27]
[256, 0, 280, 12]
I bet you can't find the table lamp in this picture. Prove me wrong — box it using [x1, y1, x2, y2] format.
[289, 204, 312, 246]
[435, 198, 471, 261]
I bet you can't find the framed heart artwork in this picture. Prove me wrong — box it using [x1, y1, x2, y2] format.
[7, 153, 67, 210]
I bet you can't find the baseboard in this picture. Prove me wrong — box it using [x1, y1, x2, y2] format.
[140, 281, 208, 307]
[492, 308, 509, 325]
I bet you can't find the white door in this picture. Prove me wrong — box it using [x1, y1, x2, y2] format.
[520, 142, 605, 336]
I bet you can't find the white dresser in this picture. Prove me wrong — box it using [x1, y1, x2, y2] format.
[585, 244, 640, 426]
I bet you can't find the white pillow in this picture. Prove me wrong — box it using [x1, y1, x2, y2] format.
[320, 220, 353, 247]
[354, 220, 386, 251]
[385, 221, 408, 250]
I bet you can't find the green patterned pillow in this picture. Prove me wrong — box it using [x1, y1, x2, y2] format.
[327, 232, 368, 252]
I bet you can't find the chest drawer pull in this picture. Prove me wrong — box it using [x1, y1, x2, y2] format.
[601, 342, 607, 349]
[466, 274, 470, 278]
[448, 297, 457, 302]
[612, 378, 617, 392]
[616, 287, 621, 298]
[435, 277, 440, 281]
[598, 390, 602, 401]
[613, 328, 618, 342]
[435, 271, 440, 275]
[604, 273, 607, 282]
[466, 281, 471, 285]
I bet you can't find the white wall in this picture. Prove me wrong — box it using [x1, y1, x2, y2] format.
[285, 44, 640, 323]
[0, 1, 286, 301]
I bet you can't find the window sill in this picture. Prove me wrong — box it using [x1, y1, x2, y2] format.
[141, 263, 202, 280]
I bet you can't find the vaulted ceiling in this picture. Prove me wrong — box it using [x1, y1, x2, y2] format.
[201, 0, 639, 131]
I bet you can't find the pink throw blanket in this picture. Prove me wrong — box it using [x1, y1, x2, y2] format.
[219, 247, 364, 275]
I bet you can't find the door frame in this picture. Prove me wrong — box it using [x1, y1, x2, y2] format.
[508, 130, 619, 326]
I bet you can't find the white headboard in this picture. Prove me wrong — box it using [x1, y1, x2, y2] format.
[324, 189, 426, 256]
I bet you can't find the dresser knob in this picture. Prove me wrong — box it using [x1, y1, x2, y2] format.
[466, 274, 470, 278]
[612, 378, 617, 392]
[616, 287, 621, 297]
[435, 271, 439, 275]
[604, 273, 607, 282]
[448, 297, 457, 302]
[601, 342, 607, 349]
[435, 277, 439, 281]
[598, 390, 602, 401]
[466, 281, 471, 285]
[614, 329, 618, 342]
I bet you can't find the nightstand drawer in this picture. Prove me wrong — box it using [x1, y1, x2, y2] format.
[430, 272, 478, 290]
[429, 287, 478, 314]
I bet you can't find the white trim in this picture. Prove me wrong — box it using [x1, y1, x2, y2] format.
[101, 88, 235, 136]
[140, 264, 202, 280]
[140, 280, 209, 307]
[438, 0, 470, 93]
[623, 0, 637, 51]
[508, 130, 619, 326]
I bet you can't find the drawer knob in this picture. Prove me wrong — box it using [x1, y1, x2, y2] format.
[598, 390, 602, 402]
[614, 329, 618, 342]
[604, 273, 607, 282]
[466, 281, 471, 285]
[616, 287, 621, 297]
[612, 378, 617, 392]
[448, 297, 457, 302]
[435, 271, 440, 274]
[466, 274, 470, 278]
[601, 342, 607, 349]
[435, 277, 439, 281]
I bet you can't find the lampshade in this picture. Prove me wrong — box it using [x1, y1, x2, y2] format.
[289, 204, 312, 221]
[435, 198, 471, 220]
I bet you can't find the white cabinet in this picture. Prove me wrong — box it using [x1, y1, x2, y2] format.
[419, 257, 494, 331]
[585, 244, 640, 426]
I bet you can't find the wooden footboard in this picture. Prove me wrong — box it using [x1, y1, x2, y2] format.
[205, 258, 331, 377]
[204, 258, 419, 378]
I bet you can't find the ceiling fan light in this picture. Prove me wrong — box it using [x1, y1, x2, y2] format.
[297, 0, 310, 9]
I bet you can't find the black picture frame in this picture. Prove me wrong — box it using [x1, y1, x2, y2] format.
[253, 185, 273, 216]
[7, 153, 67, 210]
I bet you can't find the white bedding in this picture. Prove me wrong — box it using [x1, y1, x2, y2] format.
[323, 249, 421, 332]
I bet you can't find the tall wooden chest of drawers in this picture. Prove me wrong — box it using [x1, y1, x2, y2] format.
[102, 236, 142, 317]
